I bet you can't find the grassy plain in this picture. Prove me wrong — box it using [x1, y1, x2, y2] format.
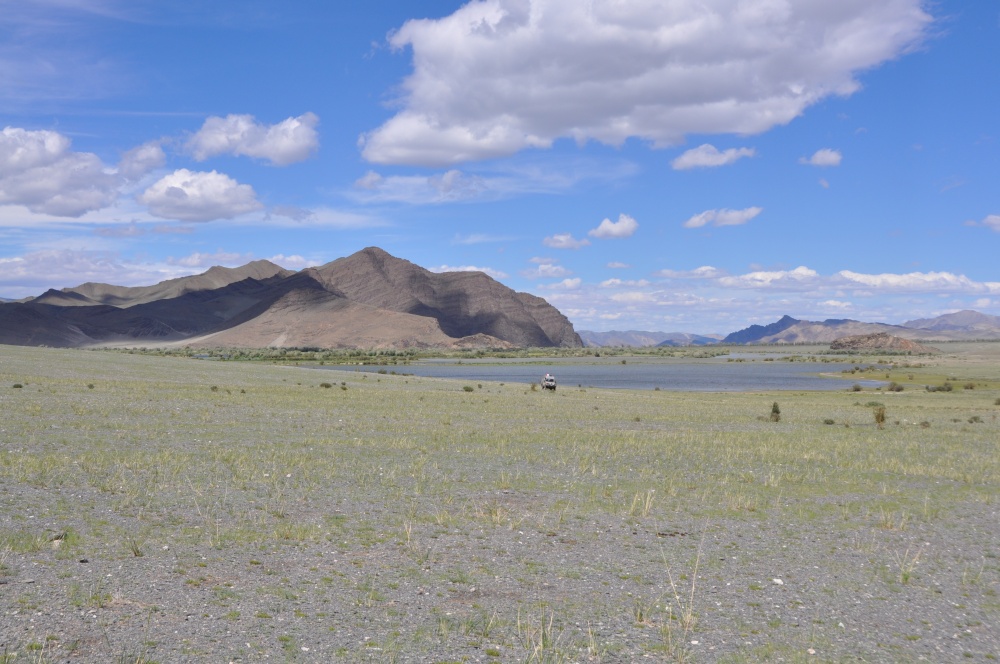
[1, 343, 998, 662]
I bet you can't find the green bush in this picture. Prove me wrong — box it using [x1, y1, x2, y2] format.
[769, 402, 780, 422]
[463, 386, 474, 392]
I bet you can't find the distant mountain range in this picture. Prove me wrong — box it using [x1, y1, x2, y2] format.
[580, 311, 1000, 346]
[721, 312, 1000, 344]
[576, 330, 722, 347]
[0, 247, 582, 349]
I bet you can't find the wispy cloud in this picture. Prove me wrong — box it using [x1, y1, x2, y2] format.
[429, 264, 509, 279]
[683, 207, 762, 229]
[543, 233, 590, 250]
[671, 144, 755, 170]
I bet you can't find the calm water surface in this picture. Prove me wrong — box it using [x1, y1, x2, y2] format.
[317, 356, 883, 392]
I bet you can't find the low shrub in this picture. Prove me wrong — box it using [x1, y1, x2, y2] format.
[769, 402, 781, 422]
[851, 383, 862, 392]
[874, 406, 886, 429]
[320, 383, 332, 389]
[463, 386, 474, 392]
[887, 382, 904, 392]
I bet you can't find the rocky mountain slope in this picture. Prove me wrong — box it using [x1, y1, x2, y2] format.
[829, 333, 940, 353]
[0, 248, 581, 349]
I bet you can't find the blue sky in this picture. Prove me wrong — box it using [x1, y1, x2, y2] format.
[1, 0, 997, 334]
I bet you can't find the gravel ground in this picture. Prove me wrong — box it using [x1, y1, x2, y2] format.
[1, 346, 999, 662]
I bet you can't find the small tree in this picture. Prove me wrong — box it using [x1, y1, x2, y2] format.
[770, 402, 781, 422]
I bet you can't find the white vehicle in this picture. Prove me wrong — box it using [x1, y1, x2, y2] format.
[541, 373, 557, 391]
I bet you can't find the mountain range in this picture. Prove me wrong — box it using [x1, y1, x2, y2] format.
[720, 312, 1000, 344]
[0, 247, 582, 349]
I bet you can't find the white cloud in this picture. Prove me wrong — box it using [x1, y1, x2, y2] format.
[543, 233, 590, 249]
[820, 299, 852, 309]
[118, 141, 166, 180]
[657, 266, 725, 279]
[836, 270, 1000, 294]
[452, 233, 515, 245]
[600, 278, 650, 288]
[268, 254, 317, 270]
[429, 264, 509, 279]
[718, 266, 819, 289]
[187, 113, 319, 166]
[521, 262, 571, 279]
[981, 214, 1000, 231]
[138, 169, 263, 222]
[588, 213, 638, 239]
[168, 250, 254, 268]
[671, 144, 755, 170]
[0, 126, 119, 216]
[800, 148, 842, 167]
[542, 278, 581, 290]
[0, 249, 193, 298]
[607, 261, 630, 269]
[362, 0, 931, 166]
[683, 207, 762, 228]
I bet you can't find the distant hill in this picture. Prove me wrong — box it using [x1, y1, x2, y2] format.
[577, 330, 721, 347]
[724, 312, 1000, 344]
[830, 333, 940, 354]
[0, 247, 582, 350]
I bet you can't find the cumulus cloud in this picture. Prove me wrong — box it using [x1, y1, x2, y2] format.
[138, 169, 263, 222]
[429, 264, 509, 279]
[981, 214, 1000, 231]
[589, 213, 638, 239]
[362, 0, 931, 166]
[543, 232, 590, 249]
[607, 261, 630, 269]
[0, 126, 119, 216]
[187, 113, 319, 166]
[118, 141, 166, 180]
[800, 148, 842, 167]
[683, 207, 762, 228]
[671, 144, 755, 170]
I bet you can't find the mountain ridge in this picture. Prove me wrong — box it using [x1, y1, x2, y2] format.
[0, 248, 582, 349]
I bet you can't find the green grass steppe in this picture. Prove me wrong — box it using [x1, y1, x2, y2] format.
[1, 343, 998, 662]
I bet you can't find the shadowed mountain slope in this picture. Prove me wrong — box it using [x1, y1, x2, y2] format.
[306, 247, 581, 347]
[0, 249, 580, 349]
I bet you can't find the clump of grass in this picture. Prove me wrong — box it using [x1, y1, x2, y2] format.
[462, 386, 474, 392]
[769, 402, 780, 422]
[319, 382, 332, 389]
[874, 406, 886, 429]
[887, 382, 904, 392]
[926, 382, 953, 392]
[963, 382, 975, 390]
[851, 383, 862, 392]
[968, 415, 983, 424]
[12, 383, 23, 389]
[823, 418, 835, 425]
